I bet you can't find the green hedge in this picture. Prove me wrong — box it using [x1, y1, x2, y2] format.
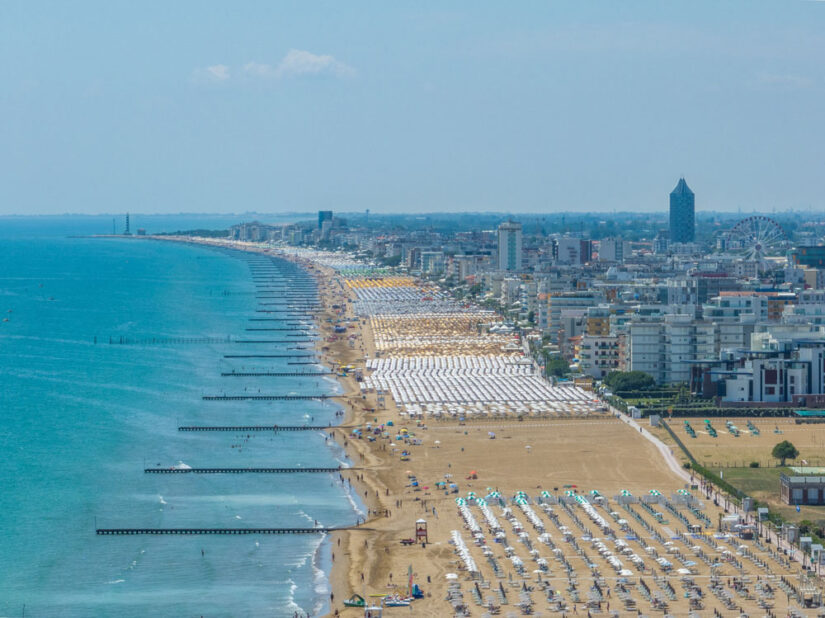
[688, 462, 744, 506]
[615, 390, 680, 399]
[639, 407, 792, 418]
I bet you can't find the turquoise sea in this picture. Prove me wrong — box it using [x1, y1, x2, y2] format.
[0, 222, 361, 616]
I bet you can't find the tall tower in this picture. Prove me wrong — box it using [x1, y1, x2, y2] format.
[497, 221, 523, 271]
[669, 178, 695, 244]
[124, 213, 131, 235]
[318, 210, 333, 229]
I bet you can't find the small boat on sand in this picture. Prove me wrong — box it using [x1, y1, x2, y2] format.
[343, 593, 365, 608]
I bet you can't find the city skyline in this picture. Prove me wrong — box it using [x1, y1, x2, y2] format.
[2, 2, 825, 215]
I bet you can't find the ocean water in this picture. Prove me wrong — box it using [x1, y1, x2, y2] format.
[0, 233, 361, 617]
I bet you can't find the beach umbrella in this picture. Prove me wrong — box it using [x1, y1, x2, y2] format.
[445, 573, 458, 580]
[455, 497, 466, 505]
[434, 440, 441, 446]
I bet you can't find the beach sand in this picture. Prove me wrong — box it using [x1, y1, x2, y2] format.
[165, 239, 814, 617]
[301, 262, 698, 616]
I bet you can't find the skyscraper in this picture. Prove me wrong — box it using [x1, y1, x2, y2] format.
[669, 178, 695, 244]
[497, 221, 523, 271]
[318, 210, 333, 229]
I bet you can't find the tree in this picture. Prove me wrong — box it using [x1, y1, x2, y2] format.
[772, 440, 800, 467]
[379, 254, 402, 267]
[603, 371, 655, 392]
[544, 355, 570, 378]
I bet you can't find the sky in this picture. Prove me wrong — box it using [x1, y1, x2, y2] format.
[1, 1, 824, 215]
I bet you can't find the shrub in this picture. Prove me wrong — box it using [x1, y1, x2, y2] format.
[749, 461, 760, 468]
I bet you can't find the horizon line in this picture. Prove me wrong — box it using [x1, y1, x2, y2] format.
[0, 209, 822, 219]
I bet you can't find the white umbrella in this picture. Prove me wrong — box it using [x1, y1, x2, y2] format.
[445, 573, 458, 580]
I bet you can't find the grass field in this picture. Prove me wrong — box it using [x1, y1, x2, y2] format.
[651, 416, 825, 524]
[706, 465, 825, 525]
[654, 416, 825, 468]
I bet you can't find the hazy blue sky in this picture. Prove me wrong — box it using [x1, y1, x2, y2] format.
[1, 1, 824, 215]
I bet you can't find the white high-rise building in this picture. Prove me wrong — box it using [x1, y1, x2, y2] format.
[628, 314, 716, 384]
[598, 237, 630, 263]
[497, 221, 523, 271]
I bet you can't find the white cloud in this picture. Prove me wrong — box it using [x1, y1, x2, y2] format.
[274, 49, 355, 79]
[192, 64, 231, 83]
[207, 64, 230, 80]
[195, 51, 354, 85]
[242, 61, 276, 78]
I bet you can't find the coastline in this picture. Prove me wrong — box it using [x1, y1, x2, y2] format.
[150, 236, 377, 616]
[150, 237, 629, 616]
[139, 237, 816, 618]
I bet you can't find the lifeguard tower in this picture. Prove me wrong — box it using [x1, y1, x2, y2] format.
[415, 518, 429, 544]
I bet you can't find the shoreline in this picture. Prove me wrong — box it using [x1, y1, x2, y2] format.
[59, 235, 821, 617]
[152, 237, 633, 616]
[151, 236, 377, 616]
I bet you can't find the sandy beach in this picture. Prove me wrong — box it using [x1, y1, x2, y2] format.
[166, 239, 820, 617]
[303, 254, 822, 617]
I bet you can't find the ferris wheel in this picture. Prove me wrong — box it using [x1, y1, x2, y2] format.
[726, 216, 788, 261]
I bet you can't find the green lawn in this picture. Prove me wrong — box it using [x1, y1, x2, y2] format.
[708, 465, 825, 523]
[708, 466, 791, 498]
